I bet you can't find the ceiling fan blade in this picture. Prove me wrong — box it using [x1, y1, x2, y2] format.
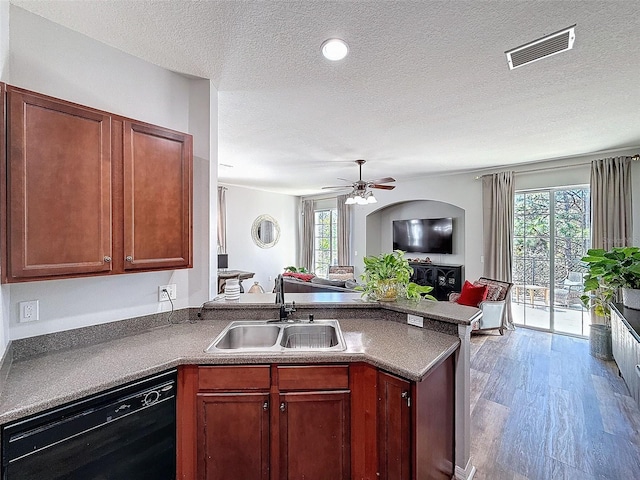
[322, 185, 352, 189]
[370, 184, 395, 190]
[368, 177, 395, 184]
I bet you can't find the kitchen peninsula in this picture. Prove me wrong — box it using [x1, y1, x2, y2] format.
[0, 293, 481, 480]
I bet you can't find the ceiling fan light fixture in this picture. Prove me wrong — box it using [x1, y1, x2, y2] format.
[366, 193, 377, 204]
[355, 194, 368, 205]
[321, 38, 349, 61]
[345, 195, 356, 205]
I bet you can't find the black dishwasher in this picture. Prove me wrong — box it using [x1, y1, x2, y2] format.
[1, 369, 176, 480]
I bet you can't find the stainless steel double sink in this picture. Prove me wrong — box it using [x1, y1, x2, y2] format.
[205, 319, 347, 353]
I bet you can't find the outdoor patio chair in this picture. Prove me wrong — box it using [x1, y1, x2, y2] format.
[563, 271, 584, 304]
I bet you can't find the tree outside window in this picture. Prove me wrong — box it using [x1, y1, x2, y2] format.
[314, 209, 338, 277]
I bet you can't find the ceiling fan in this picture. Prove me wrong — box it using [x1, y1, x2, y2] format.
[322, 159, 395, 204]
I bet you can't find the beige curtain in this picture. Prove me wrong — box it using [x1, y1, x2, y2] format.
[590, 157, 633, 250]
[217, 186, 227, 254]
[482, 171, 515, 330]
[337, 194, 352, 265]
[298, 199, 315, 271]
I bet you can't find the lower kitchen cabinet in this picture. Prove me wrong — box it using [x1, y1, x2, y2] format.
[377, 371, 411, 480]
[197, 392, 270, 480]
[611, 305, 640, 406]
[178, 364, 350, 480]
[279, 391, 350, 479]
[178, 354, 455, 480]
[351, 352, 455, 480]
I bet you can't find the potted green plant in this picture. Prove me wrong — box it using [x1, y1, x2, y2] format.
[580, 246, 640, 360]
[359, 250, 436, 302]
[581, 246, 640, 310]
[284, 266, 309, 273]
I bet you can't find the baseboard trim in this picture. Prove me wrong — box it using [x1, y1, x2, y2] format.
[454, 459, 476, 480]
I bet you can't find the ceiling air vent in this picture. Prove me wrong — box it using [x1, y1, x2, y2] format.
[506, 25, 576, 70]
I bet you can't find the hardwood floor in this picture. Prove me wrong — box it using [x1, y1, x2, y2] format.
[470, 327, 640, 479]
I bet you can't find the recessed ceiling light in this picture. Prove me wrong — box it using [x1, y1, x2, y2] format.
[321, 38, 349, 61]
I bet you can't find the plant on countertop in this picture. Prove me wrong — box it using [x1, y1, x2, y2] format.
[358, 250, 436, 302]
[581, 246, 640, 318]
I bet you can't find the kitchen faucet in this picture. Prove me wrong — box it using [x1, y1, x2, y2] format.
[274, 274, 296, 321]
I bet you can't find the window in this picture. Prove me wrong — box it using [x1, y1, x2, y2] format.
[314, 208, 338, 277]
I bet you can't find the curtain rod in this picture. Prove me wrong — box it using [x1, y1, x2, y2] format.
[474, 153, 640, 180]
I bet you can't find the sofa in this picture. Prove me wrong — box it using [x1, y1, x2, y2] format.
[280, 273, 359, 294]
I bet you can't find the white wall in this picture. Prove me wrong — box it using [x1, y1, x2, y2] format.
[352, 173, 484, 281]
[187, 78, 218, 304]
[223, 185, 297, 293]
[351, 148, 640, 284]
[368, 200, 465, 266]
[6, 6, 216, 340]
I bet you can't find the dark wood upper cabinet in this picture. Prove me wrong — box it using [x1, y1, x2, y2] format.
[5, 86, 113, 280]
[1, 85, 193, 282]
[123, 121, 192, 271]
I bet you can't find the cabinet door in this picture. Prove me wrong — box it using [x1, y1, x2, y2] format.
[123, 121, 192, 271]
[5, 87, 112, 280]
[611, 310, 623, 365]
[197, 392, 270, 480]
[378, 371, 411, 480]
[279, 391, 350, 480]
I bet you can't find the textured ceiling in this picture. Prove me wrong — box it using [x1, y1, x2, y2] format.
[11, 0, 640, 195]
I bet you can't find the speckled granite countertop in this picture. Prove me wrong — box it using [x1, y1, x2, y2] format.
[0, 316, 460, 425]
[203, 292, 481, 325]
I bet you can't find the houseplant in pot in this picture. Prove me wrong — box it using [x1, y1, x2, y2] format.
[359, 250, 436, 302]
[581, 246, 640, 359]
[581, 246, 640, 309]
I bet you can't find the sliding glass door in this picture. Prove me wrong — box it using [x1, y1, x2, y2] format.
[512, 187, 591, 336]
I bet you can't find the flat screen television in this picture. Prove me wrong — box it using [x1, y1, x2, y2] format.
[392, 217, 453, 254]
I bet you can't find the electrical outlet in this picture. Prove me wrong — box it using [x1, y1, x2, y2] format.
[158, 284, 177, 302]
[19, 300, 39, 322]
[407, 314, 423, 328]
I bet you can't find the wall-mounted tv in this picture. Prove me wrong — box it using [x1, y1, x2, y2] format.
[392, 218, 453, 254]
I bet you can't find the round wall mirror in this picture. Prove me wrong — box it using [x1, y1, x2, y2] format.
[251, 214, 280, 249]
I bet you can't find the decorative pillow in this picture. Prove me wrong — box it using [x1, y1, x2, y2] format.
[310, 277, 346, 288]
[456, 280, 488, 307]
[283, 272, 315, 282]
[328, 273, 355, 281]
[474, 280, 507, 301]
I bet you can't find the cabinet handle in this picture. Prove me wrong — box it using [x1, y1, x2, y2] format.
[263, 402, 269, 411]
[401, 391, 411, 407]
[103, 256, 111, 263]
[125, 256, 133, 262]
[280, 402, 286, 412]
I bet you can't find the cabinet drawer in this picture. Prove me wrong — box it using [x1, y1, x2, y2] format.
[278, 365, 349, 391]
[198, 366, 271, 390]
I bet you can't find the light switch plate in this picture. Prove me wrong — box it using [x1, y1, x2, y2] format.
[407, 314, 423, 328]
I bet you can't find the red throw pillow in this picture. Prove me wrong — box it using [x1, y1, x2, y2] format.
[456, 280, 488, 307]
[283, 272, 315, 282]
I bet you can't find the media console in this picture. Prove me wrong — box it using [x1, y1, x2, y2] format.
[409, 263, 464, 301]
